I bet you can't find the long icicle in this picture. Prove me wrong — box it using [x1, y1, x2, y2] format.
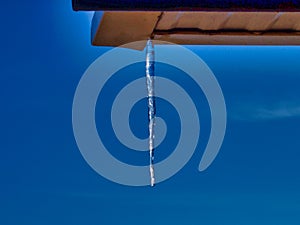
[146, 39, 156, 187]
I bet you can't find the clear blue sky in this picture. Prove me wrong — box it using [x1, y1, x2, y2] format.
[1, 1, 300, 224]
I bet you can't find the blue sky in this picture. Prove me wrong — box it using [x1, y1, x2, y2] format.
[1, 1, 300, 224]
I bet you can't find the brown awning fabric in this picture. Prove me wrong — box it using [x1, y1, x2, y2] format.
[91, 11, 300, 47]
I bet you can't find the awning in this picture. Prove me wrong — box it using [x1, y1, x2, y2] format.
[73, 0, 300, 47]
[91, 11, 300, 47]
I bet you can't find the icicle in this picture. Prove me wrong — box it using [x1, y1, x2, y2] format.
[146, 39, 156, 187]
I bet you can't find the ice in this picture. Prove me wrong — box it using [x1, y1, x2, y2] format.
[146, 39, 156, 187]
